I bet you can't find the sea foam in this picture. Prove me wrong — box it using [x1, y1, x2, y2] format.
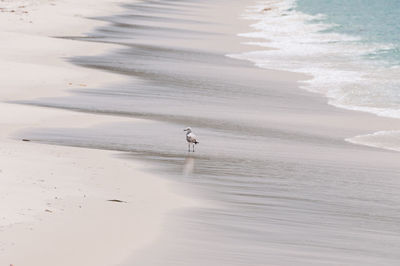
[229, 0, 400, 151]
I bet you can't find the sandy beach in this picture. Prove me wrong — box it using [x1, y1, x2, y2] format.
[2, 0, 400, 265]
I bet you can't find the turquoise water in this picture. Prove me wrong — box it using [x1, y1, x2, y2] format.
[231, 0, 400, 122]
[290, 0, 400, 151]
[227, 0, 400, 151]
[296, 0, 400, 65]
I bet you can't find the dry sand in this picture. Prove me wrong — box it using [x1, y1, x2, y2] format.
[0, 1, 194, 265]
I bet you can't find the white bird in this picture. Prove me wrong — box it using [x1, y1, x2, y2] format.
[183, 127, 199, 152]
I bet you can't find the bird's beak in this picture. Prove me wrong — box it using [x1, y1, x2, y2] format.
[183, 129, 187, 131]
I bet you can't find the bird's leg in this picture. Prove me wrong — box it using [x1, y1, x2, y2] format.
[193, 143, 195, 152]
[188, 143, 191, 152]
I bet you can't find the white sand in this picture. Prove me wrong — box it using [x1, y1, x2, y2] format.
[0, 1, 194, 265]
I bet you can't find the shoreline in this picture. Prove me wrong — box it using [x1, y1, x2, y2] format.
[233, 1, 400, 154]
[68, 1, 400, 265]
[0, 0, 195, 265]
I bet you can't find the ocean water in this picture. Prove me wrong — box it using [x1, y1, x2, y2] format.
[18, 0, 400, 265]
[232, 0, 400, 120]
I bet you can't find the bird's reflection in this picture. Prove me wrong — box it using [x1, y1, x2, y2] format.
[183, 155, 195, 176]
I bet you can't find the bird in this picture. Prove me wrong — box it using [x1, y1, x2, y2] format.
[183, 127, 199, 152]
